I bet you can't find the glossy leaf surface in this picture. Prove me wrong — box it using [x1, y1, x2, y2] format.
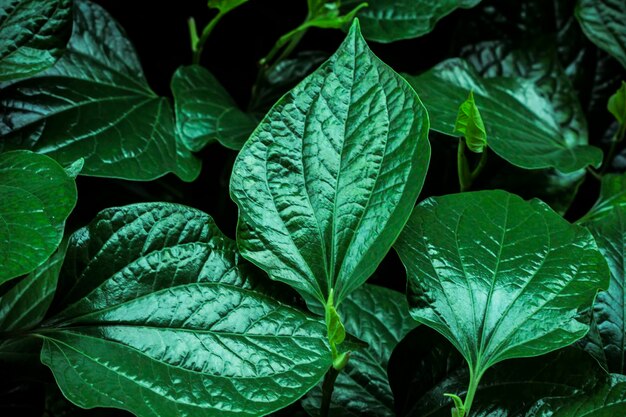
[579, 172, 626, 223]
[231, 21, 431, 307]
[302, 285, 417, 416]
[0, 0, 72, 81]
[394, 190, 609, 379]
[405, 59, 603, 172]
[389, 326, 603, 417]
[171, 65, 258, 151]
[576, 0, 626, 69]
[0, 0, 200, 181]
[529, 374, 626, 416]
[39, 203, 331, 417]
[342, 0, 482, 43]
[0, 151, 76, 284]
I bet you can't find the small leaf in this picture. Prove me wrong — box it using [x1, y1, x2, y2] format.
[394, 190, 609, 384]
[302, 285, 417, 417]
[0, 0, 72, 81]
[608, 81, 626, 125]
[579, 172, 626, 223]
[0, 150, 76, 284]
[230, 20, 431, 307]
[171, 65, 258, 151]
[207, 0, 249, 13]
[576, 0, 626, 69]
[454, 91, 487, 153]
[39, 203, 332, 417]
[341, 0, 483, 43]
[405, 59, 603, 172]
[528, 374, 626, 416]
[0, 0, 200, 181]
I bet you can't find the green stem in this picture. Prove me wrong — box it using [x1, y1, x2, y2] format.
[320, 366, 340, 417]
[190, 11, 225, 65]
[470, 148, 488, 181]
[462, 369, 482, 416]
[457, 139, 471, 192]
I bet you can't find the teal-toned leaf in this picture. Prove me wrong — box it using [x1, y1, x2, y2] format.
[171, 65, 258, 151]
[528, 374, 626, 417]
[576, 0, 626, 69]
[303, 285, 417, 417]
[39, 202, 331, 417]
[0, 245, 64, 332]
[0, 0, 200, 181]
[579, 204, 626, 373]
[394, 190, 609, 384]
[0, 0, 72, 81]
[608, 81, 626, 124]
[208, 0, 249, 13]
[0, 150, 76, 284]
[579, 172, 626, 223]
[405, 59, 603, 172]
[230, 20, 431, 307]
[389, 326, 605, 417]
[454, 90, 487, 153]
[342, 0, 483, 43]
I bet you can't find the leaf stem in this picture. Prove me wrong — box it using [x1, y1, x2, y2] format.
[457, 139, 471, 192]
[189, 11, 225, 65]
[320, 366, 340, 417]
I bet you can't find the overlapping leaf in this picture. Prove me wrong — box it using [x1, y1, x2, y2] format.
[394, 190, 609, 383]
[0, 151, 76, 284]
[302, 285, 417, 417]
[0, 0, 72, 81]
[580, 173, 626, 223]
[0, 0, 200, 181]
[171, 65, 258, 151]
[405, 59, 603, 172]
[342, 0, 482, 43]
[38, 203, 331, 417]
[576, 0, 626, 69]
[230, 21, 431, 307]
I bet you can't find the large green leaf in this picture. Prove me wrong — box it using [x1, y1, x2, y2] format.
[302, 284, 417, 417]
[171, 65, 258, 151]
[576, 0, 626, 69]
[342, 0, 482, 43]
[0, 150, 76, 284]
[230, 21, 430, 307]
[405, 59, 603, 172]
[579, 204, 626, 373]
[388, 326, 604, 417]
[528, 374, 626, 416]
[38, 203, 331, 417]
[394, 190, 609, 400]
[0, 0, 200, 181]
[0, 0, 72, 81]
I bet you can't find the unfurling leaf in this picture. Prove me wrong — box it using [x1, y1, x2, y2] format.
[454, 90, 487, 153]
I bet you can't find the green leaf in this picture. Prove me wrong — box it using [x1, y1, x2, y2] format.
[528, 374, 626, 417]
[342, 0, 482, 43]
[207, 0, 249, 13]
[0, 0, 200, 181]
[302, 285, 417, 417]
[0, 0, 72, 81]
[171, 65, 258, 151]
[608, 81, 626, 125]
[394, 190, 609, 389]
[404, 59, 603, 172]
[0, 245, 64, 332]
[454, 90, 487, 153]
[0, 150, 76, 284]
[39, 202, 332, 417]
[230, 20, 431, 307]
[579, 172, 626, 223]
[579, 204, 626, 373]
[388, 326, 605, 417]
[576, 0, 626, 69]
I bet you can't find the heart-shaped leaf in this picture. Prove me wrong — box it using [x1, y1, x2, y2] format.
[394, 190, 609, 413]
[576, 0, 626, 69]
[0, 0, 72, 81]
[37, 203, 331, 417]
[171, 65, 258, 151]
[0, 150, 76, 284]
[404, 59, 603, 172]
[302, 284, 417, 417]
[0, 0, 200, 181]
[341, 0, 483, 43]
[388, 326, 604, 417]
[230, 20, 430, 307]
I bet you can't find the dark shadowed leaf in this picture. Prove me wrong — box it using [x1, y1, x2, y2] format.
[576, 0, 626, 69]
